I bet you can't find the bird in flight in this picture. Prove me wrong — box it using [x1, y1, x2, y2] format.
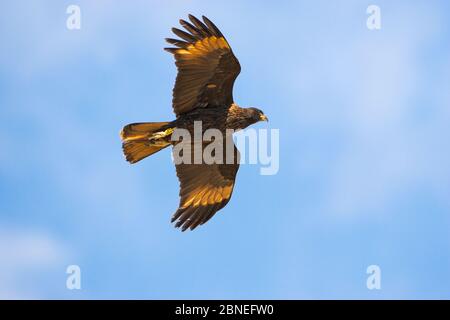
[120, 15, 268, 231]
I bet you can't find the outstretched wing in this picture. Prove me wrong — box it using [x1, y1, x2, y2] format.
[165, 14, 241, 116]
[172, 143, 240, 231]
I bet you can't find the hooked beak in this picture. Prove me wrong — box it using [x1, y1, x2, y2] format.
[259, 114, 269, 122]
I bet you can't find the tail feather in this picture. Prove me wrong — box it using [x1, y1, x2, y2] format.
[120, 122, 172, 164]
[120, 122, 171, 141]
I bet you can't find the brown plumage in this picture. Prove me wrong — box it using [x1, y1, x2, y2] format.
[120, 15, 268, 231]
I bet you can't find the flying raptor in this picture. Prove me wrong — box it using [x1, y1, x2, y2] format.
[120, 15, 268, 231]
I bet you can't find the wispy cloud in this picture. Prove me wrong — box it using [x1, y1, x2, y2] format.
[0, 226, 71, 299]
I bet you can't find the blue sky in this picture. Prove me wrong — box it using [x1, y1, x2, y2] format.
[1, 0, 449, 299]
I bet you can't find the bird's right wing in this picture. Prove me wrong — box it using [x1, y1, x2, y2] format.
[165, 15, 241, 116]
[172, 143, 240, 231]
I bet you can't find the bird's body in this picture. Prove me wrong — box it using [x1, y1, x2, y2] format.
[172, 104, 262, 132]
[120, 15, 268, 231]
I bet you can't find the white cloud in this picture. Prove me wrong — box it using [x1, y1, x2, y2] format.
[0, 226, 70, 299]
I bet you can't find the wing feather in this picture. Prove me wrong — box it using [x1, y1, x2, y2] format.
[171, 27, 197, 42]
[202, 15, 224, 37]
[165, 38, 190, 48]
[188, 14, 212, 36]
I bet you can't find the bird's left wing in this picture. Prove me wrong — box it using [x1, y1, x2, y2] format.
[171, 144, 240, 231]
[165, 15, 241, 116]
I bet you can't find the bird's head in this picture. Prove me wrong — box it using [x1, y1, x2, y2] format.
[247, 107, 269, 124]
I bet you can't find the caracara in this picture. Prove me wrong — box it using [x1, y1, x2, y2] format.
[120, 15, 268, 231]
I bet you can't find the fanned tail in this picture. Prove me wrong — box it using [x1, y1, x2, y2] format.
[120, 122, 173, 164]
